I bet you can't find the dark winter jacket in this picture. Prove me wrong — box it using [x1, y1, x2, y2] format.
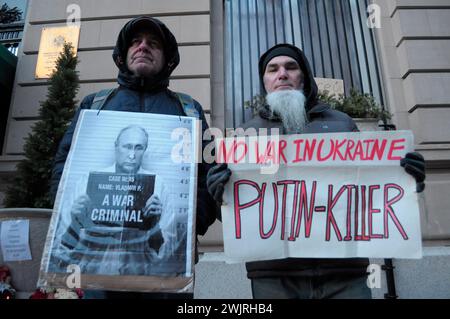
[50, 17, 216, 236]
[243, 44, 369, 278]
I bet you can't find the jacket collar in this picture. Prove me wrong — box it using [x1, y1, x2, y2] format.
[307, 102, 330, 115]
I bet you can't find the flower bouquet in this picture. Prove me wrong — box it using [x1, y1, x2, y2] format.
[30, 287, 84, 299]
[0, 266, 16, 299]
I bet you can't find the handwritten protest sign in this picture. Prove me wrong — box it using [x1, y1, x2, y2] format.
[218, 131, 422, 263]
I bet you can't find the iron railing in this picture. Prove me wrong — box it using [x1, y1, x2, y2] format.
[0, 22, 24, 56]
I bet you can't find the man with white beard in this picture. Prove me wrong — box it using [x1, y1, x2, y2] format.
[266, 89, 308, 134]
[207, 43, 426, 299]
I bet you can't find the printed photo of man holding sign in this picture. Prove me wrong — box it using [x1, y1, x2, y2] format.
[41, 110, 198, 294]
[53, 125, 170, 276]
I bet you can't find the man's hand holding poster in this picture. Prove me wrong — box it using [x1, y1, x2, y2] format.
[38, 111, 198, 293]
[218, 131, 422, 263]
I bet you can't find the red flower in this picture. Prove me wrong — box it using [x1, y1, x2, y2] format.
[0, 266, 11, 283]
[29, 288, 48, 299]
[75, 288, 84, 299]
[0, 290, 14, 299]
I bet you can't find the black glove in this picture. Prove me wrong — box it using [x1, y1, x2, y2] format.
[206, 163, 232, 204]
[401, 152, 425, 193]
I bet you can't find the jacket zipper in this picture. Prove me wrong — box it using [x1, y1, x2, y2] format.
[139, 78, 145, 112]
[139, 91, 144, 112]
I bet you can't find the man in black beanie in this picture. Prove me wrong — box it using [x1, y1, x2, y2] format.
[207, 43, 426, 299]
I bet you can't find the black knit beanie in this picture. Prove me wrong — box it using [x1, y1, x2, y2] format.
[259, 43, 306, 79]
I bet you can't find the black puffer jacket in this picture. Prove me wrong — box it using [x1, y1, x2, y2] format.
[50, 17, 216, 236]
[242, 44, 368, 278]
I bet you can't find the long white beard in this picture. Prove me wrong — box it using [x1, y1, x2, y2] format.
[267, 90, 308, 134]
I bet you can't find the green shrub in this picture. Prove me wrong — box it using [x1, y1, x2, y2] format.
[318, 88, 391, 121]
[5, 43, 79, 208]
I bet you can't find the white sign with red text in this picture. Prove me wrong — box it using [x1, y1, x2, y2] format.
[218, 131, 422, 262]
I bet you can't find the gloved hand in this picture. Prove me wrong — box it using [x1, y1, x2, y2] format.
[206, 163, 232, 204]
[401, 152, 425, 193]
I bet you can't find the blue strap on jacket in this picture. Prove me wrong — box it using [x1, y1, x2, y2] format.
[90, 88, 200, 119]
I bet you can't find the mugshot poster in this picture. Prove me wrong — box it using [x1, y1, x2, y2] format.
[39, 110, 199, 293]
[217, 131, 422, 263]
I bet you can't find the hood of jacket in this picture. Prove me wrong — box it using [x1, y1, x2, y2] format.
[258, 43, 320, 121]
[112, 16, 180, 92]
